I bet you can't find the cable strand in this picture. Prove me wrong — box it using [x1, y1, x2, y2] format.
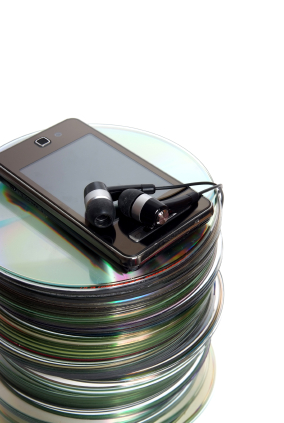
[156, 181, 224, 206]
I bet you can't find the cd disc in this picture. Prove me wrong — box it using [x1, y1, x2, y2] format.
[0, 346, 216, 423]
[0, 125, 221, 288]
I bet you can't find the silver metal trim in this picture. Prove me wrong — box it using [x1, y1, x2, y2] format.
[131, 193, 150, 221]
[84, 189, 112, 207]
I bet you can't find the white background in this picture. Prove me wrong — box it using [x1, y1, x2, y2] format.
[0, 1, 283, 422]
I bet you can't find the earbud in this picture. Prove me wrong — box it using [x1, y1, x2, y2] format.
[118, 189, 169, 227]
[84, 181, 115, 228]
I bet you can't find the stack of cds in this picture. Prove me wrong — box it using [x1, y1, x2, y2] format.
[0, 126, 224, 423]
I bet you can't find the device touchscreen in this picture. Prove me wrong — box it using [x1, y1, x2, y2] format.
[20, 134, 171, 218]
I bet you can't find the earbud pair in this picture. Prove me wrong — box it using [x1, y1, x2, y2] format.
[84, 181, 170, 229]
[84, 181, 201, 229]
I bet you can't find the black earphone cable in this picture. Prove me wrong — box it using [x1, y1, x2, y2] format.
[156, 182, 224, 205]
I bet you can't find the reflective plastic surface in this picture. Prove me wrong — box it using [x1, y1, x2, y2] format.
[0, 346, 215, 423]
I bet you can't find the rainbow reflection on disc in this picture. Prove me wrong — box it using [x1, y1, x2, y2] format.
[0, 346, 216, 423]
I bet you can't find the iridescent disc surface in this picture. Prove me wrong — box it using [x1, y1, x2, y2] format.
[0, 346, 216, 423]
[0, 125, 217, 287]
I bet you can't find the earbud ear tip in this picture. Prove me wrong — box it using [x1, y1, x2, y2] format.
[118, 189, 142, 218]
[86, 198, 115, 228]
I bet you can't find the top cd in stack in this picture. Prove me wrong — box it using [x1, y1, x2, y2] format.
[0, 124, 221, 291]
